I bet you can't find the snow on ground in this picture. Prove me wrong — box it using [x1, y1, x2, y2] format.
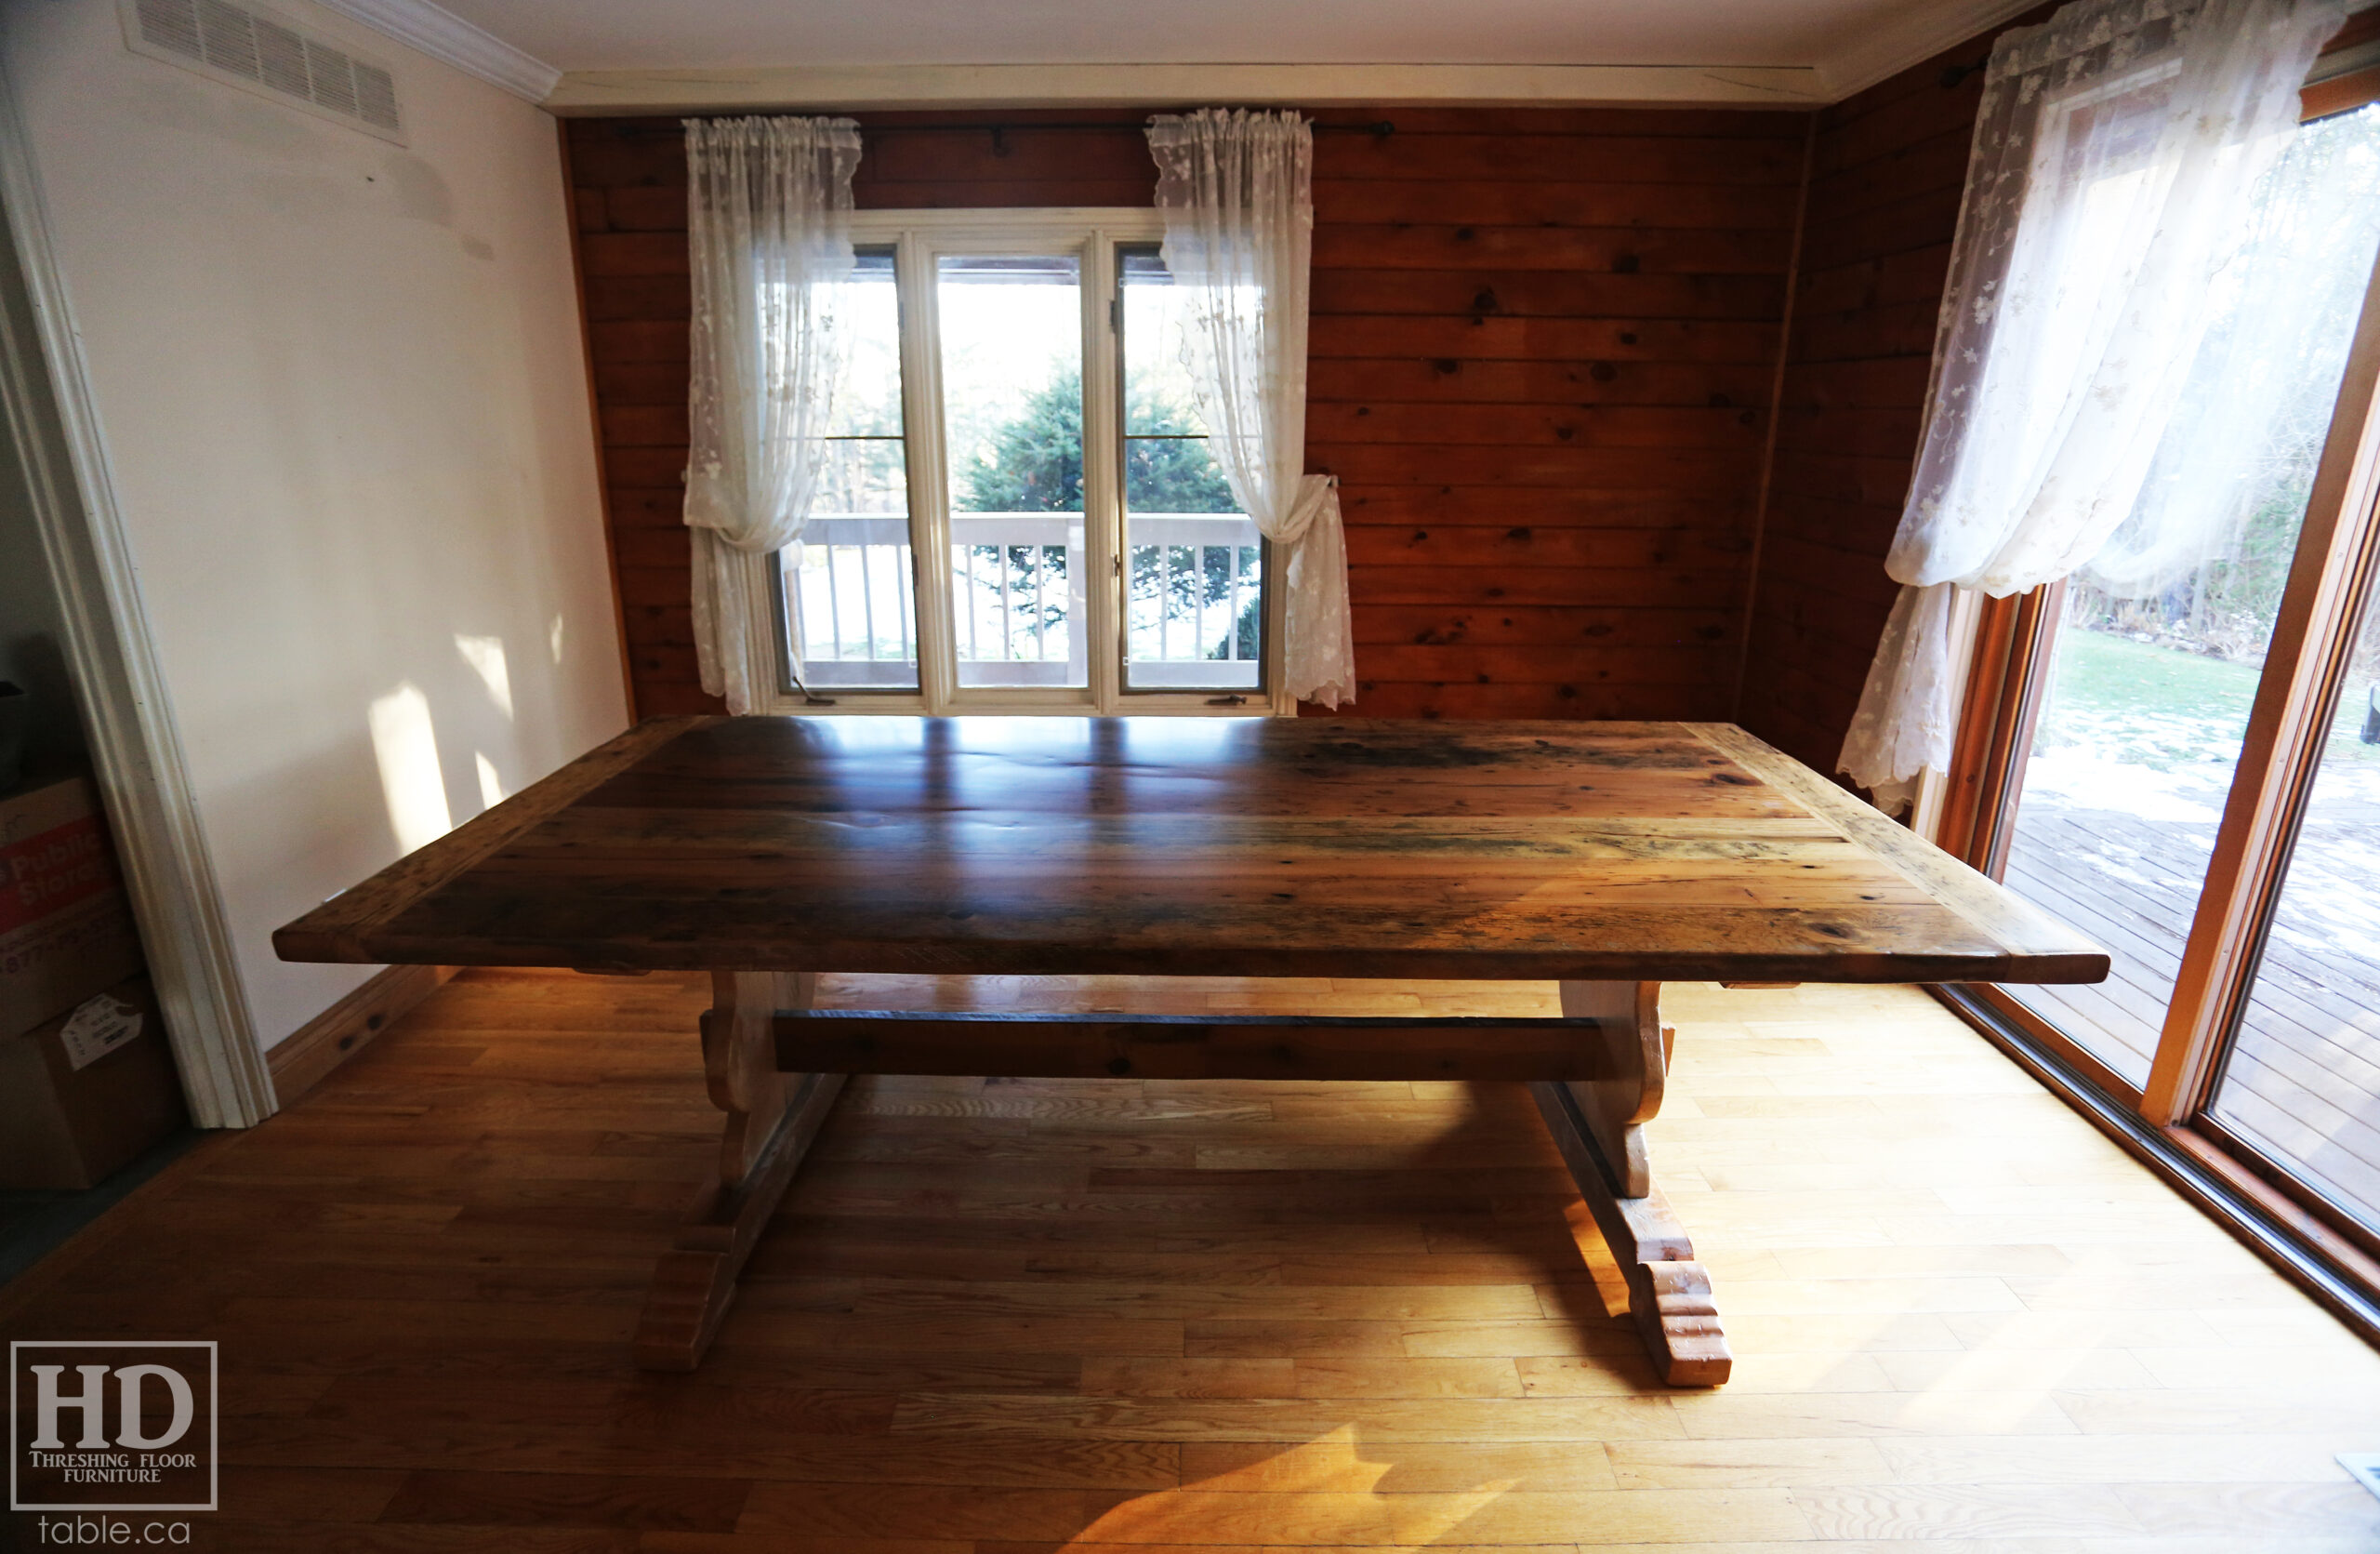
[2008, 647, 2380, 1014]
[2020, 742, 2229, 824]
[2021, 677, 2380, 962]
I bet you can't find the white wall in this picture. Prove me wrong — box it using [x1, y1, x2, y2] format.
[2, 0, 628, 1050]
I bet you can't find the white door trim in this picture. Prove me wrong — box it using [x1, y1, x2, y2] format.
[0, 60, 274, 1126]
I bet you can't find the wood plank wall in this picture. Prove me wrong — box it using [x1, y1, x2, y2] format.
[1305, 110, 1803, 719]
[568, 119, 698, 714]
[571, 13, 2373, 748]
[563, 109, 1806, 718]
[1732, 9, 2054, 774]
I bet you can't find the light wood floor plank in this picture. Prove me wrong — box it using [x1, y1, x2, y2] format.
[2, 969, 2371, 1552]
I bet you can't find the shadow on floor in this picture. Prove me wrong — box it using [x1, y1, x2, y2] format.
[0, 1126, 205, 1290]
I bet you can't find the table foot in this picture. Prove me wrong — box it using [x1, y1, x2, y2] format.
[635, 972, 846, 1372]
[1531, 1078, 1731, 1386]
[1529, 979, 1731, 1388]
[634, 1071, 844, 1369]
[636, 1248, 735, 1374]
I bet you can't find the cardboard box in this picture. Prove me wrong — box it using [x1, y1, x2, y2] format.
[1, 772, 146, 1039]
[0, 976, 187, 1189]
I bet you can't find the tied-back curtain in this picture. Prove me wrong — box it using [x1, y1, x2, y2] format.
[1838, 0, 2343, 804]
[1147, 109, 1356, 709]
[683, 114, 863, 713]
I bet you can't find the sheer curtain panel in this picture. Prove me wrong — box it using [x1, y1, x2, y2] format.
[683, 115, 863, 713]
[1147, 109, 1356, 709]
[1837, 0, 2345, 806]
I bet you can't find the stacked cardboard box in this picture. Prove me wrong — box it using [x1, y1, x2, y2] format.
[0, 773, 187, 1189]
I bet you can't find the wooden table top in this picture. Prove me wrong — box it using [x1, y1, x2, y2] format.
[273, 716, 2109, 985]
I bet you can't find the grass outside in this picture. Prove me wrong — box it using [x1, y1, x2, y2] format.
[2039, 626, 2380, 772]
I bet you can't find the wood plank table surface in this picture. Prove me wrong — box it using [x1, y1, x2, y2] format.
[275, 716, 2109, 1386]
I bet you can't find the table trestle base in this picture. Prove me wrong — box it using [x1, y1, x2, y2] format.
[1530, 1076, 1731, 1387]
[636, 973, 1730, 1387]
[765, 1008, 1628, 1082]
[635, 971, 846, 1372]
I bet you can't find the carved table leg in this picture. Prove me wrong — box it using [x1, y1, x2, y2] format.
[1528, 980, 1731, 1388]
[635, 971, 847, 1372]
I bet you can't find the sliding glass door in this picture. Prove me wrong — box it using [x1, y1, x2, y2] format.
[1947, 101, 2380, 1279]
[2207, 558, 2380, 1240]
[1991, 102, 2380, 1086]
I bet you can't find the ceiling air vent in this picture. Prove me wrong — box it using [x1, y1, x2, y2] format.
[121, 0, 405, 145]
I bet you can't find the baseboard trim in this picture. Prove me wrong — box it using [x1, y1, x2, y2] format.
[267, 963, 458, 1103]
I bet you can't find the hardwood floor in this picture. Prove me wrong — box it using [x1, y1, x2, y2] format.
[5, 969, 2378, 1550]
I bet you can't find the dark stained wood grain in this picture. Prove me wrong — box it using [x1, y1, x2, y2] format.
[1690, 721, 2091, 963]
[275, 716, 2108, 987]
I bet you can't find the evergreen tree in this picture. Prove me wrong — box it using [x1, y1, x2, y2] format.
[960, 368, 1258, 662]
[960, 369, 1239, 513]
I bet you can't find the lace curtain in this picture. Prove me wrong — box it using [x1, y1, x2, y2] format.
[1147, 109, 1356, 709]
[1837, 0, 2344, 805]
[683, 115, 863, 713]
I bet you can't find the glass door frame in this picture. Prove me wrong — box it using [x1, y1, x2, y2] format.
[1934, 239, 2380, 1292]
[896, 212, 1116, 713]
[737, 206, 1296, 720]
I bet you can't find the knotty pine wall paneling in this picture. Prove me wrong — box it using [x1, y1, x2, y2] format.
[565, 108, 1809, 720]
[571, 118, 701, 714]
[1305, 109, 1805, 718]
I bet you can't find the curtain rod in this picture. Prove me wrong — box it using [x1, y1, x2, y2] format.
[602, 118, 1395, 139]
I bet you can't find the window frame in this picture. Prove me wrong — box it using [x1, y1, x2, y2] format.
[730, 206, 1290, 719]
[1927, 90, 2380, 1305]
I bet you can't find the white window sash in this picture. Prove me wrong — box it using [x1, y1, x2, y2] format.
[725, 207, 1290, 718]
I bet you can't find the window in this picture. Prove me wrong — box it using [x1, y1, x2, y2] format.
[1119, 248, 1264, 694]
[792, 248, 915, 690]
[754, 210, 1281, 715]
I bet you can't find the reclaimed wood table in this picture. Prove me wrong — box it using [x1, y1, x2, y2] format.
[273, 716, 2107, 1386]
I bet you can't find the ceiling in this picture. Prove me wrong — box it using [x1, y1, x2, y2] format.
[434, 0, 1980, 72]
[416, 0, 2030, 102]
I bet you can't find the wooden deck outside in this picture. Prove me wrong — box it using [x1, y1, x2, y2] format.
[4, 969, 2377, 1548]
[2003, 797, 2380, 1235]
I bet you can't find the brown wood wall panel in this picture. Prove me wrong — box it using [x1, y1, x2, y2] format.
[564, 107, 1805, 720]
[1734, 9, 2056, 778]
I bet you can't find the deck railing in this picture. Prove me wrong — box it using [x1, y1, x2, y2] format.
[788, 511, 1261, 689]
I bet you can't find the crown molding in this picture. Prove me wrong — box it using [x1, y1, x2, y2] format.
[311, 0, 562, 103]
[304, 0, 2380, 115]
[543, 60, 1828, 115]
[1817, 0, 2045, 100]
